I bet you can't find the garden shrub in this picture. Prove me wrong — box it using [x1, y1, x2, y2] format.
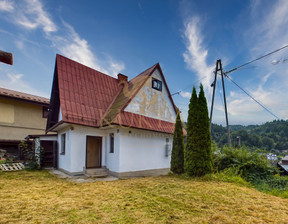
[20, 140, 43, 170]
[214, 146, 288, 192]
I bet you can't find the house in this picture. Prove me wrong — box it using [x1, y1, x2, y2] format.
[0, 87, 49, 159]
[266, 153, 278, 166]
[278, 155, 288, 175]
[46, 54, 180, 178]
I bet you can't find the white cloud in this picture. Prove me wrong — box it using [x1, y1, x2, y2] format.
[261, 72, 272, 84]
[226, 84, 283, 121]
[107, 59, 125, 77]
[180, 91, 191, 99]
[51, 22, 125, 77]
[214, 0, 288, 124]
[182, 17, 214, 91]
[15, 40, 24, 49]
[54, 22, 103, 72]
[0, 0, 14, 12]
[0, 0, 125, 79]
[0, 73, 49, 97]
[12, 0, 57, 34]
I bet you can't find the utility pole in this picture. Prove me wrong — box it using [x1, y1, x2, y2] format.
[210, 59, 231, 147]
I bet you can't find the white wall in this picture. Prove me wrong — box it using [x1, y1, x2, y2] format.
[56, 124, 173, 175]
[58, 106, 62, 121]
[105, 129, 120, 172]
[57, 127, 71, 172]
[125, 68, 176, 123]
[57, 124, 113, 173]
[118, 127, 173, 172]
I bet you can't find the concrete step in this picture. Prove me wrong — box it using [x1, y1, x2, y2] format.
[85, 167, 109, 177]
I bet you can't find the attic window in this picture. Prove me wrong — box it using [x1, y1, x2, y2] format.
[152, 78, 162, 91]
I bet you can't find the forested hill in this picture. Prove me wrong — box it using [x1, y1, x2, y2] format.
[211, 120, 288, 154]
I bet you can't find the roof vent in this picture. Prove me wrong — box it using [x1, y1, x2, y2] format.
[117, 73, 128, 82]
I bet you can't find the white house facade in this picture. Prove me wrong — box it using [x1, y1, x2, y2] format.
[46, 54, 181, 178]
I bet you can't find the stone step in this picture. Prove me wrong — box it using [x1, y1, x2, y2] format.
[85, 167, 109, 177]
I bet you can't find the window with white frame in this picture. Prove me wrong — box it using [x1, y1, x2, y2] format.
[110, 133, 114, 153]
[61, 133, 66, 155]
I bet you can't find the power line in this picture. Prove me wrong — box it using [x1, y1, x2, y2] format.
[225, 44, 288, 75]
[217, 78, 224, 108]
[224, 74, 280, 120]
[171, 74, 212, 96]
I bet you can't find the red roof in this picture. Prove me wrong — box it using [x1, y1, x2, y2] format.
[47, 54, 181, 134]
[56, 54, 121, 127]
[112, 111, 176, 134]
[0, 87, 49, 105]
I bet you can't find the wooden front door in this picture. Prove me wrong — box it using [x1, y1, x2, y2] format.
[86, 136, 102, 168]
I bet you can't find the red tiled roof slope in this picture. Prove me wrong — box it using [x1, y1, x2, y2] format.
[113, 111, 175, 133]
[112, 111, 186, 135]
[0, 87, 49, 105]
[56, 54, 121, 127]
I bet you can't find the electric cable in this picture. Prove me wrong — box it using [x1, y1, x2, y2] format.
[171, 74, 212, 96]
[224, 74, 280, 120]
[225, 44, 288, 75]
[217, 78, 224, 108]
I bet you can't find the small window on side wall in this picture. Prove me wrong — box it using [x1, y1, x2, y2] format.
[110, 133, 114, 153]
[61, 133, 66, 155]
[42, 107, 49, 118]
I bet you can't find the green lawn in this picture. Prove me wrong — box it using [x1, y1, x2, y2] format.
[0, 170, 288, 223]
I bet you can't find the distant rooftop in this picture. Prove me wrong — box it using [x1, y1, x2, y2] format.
[0, 87, 49, 105]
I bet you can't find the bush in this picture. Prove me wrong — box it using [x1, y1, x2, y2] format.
[213, 146, 288, 194]
[201, 166, 251, 187]
[20, 141, 43, 170]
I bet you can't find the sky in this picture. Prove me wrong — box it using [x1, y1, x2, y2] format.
[0, 0, 288, 125]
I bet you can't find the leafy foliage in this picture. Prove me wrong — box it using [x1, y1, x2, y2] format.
[214, 146, 288, 192]
[20, 140, 43, 170]
[170, 112, 184, 174]
[211, 120, 288, 154]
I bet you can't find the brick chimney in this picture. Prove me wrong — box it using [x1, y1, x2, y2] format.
[117, 73, 128, 82]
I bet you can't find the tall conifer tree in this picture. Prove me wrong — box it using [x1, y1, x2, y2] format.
[185, 87, 198, 175]
[185, 84, 213, 176]
[170, 112, 184, 174]
[196, 84, 213, 175]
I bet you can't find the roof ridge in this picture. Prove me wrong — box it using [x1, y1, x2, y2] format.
[0, 87, 49, 99]
[129, 63, 159, 81]
[0, 87, 49, 104]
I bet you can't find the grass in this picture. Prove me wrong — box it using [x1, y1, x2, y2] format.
[1, 170, 288, 223]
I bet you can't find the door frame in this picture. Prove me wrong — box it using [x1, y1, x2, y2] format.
[85, 136, 102, 168]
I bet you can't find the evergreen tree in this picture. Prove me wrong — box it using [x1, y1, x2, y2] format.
[170, 111, 185, 174]
[196, 84, 213, 175]
[185, 84, 213, 176]
[185, 86, 199, 175]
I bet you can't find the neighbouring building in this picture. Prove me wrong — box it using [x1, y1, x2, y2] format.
[0, 87, 49, 159]
[46, 54, 183, 178]
[278, 155, 288, 175]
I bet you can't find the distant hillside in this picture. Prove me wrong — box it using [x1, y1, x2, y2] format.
[211, 120, 288, 154]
